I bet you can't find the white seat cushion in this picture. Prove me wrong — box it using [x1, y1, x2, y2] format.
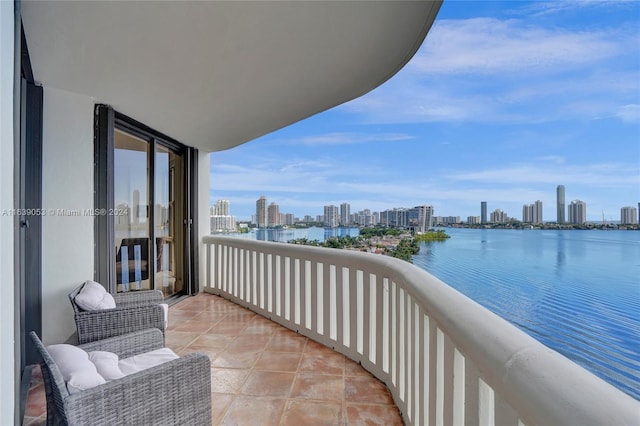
[119, 348, 179, 376]
[74, 280, 116, 311]
[47, 343, 180, 394]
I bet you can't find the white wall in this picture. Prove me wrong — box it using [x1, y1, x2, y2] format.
[0, 2, 15, 423]
[198, 152, 211, 290]
[41, 87, 94, 345]
[41, 90, 209, 346]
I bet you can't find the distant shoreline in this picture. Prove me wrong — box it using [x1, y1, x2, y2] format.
[218, 223, 639, 234]
[435, 223, 639, 231]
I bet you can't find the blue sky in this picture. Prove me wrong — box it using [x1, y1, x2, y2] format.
[210, 0, 640, 222]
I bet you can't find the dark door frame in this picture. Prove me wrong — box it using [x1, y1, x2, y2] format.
[94, 106, 199, 296]
[16, 18, 43, 423]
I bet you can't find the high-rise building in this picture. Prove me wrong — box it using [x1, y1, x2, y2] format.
[115, 202, 131, 229]
[210, 200, 236, 232]
[522, 204, 532, 223]
[256, 196, 268, 228]
[490, 209, 507, 223]
[380, 208, 407, 228]
[557, 185, 565, 224]
[283, 213, 294, 226]
[352, 208, 375, 227]
[434, 216, 460, 225]
[155, 204, 168, 228]
[340, 203, 350, 226]
[324, 205, 339, 228]
[410, 205, 433, 232]
[523, 200, 543, 224]
[211, 215, 236, 232]
[379, 210, 388, 226]
[481, 201, 487, 224]
[467, 216, 480, 224]
[568, 200, 587, 224]
[267, 202, 280, 227]
[534, 200, 543, 224]
[210, 199, 230, 216]
[620, 206, 638, 225]
[363, 209, 372, 226]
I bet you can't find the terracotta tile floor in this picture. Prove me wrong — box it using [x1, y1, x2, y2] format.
[23, 293, 403, 425]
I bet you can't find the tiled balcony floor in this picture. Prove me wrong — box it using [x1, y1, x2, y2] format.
[23, 293, 403, 425]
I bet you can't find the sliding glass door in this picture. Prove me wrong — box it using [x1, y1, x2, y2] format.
[114, 130, 150, 291]
[94, 106, 198, 297]
[154, 144, 184, 297]
[113, 129, 185, 296]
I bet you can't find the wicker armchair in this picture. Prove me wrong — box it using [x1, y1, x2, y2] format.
[30, 329, 212, 426]
[69, 284, 166, 344]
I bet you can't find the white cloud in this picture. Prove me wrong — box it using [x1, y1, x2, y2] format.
[409, 18, 619, 75]
[211, 156, 384, 196]
[615, 104, 640, 123]
[447, 163, 640, 188]
[295, 132, 414, 146]
[518, 1, 638, 17]
[341, 15, 639, 125]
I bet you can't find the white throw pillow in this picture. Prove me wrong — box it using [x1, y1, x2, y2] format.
[46, 344, 106, 394]
[46, 344, 91, 381]
[119, 348, 179, 376]
[89, 351, 125, 381]
[74, 280, 116, 311]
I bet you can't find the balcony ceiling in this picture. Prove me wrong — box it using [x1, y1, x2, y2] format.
[21, 1, 441, 152]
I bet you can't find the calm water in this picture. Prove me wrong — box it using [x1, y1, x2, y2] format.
[226, 227, 640, 399]
[413, 228, 640, 400]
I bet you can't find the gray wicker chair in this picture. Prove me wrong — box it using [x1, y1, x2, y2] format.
[30, 329, 212, 426]
[69, 284, 166, 344]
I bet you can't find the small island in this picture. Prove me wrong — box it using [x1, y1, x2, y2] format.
[414, 229, 451, 242]
[289, 227, 450, 263]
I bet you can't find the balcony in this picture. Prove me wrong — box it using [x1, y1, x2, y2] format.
[201, 236, 638, 425]
[24, 235, 638, 425]
[25, 293, 402, 425]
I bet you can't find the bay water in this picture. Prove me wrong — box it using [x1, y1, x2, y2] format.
[228, 227, 640, 399]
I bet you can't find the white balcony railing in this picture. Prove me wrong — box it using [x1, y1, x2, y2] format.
[203, 236, 638, 426]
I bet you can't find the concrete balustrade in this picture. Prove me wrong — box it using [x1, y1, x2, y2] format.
[203, 235, 638, 426]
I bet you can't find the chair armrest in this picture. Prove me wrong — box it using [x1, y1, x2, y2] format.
[74, 305, 165, 344]
[113, 290, 164, 308]
[64, 353, 212, 426]
[78, 329, 164, 358]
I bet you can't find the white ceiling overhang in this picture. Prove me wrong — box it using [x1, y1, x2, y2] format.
[22, 1, 442, 152]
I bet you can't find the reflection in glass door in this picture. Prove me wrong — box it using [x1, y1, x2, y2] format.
[114, 129, 184, 296]
[114, 130, 151, 292]
[155, 145, 184, 297]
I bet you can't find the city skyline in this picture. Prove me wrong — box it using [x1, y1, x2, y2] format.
[214, 191, 638, 225]
[209, 1, 640, 222]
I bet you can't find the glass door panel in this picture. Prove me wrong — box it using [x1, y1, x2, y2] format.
[114, 130, 151, 292]
[155, 145, 184, 297]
